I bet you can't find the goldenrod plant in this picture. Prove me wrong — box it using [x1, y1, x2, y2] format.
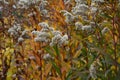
[0, 0, 120, 80]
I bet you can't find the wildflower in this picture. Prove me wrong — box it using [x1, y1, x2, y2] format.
[39, 0, 48, 11]
[18, 37, 24, 43]
[50, 35, 61, 46]
[38, 50, 42, 55]
[34, 37, 43, 42]
[29, 55, 36, 60]
[63, 11, 74, 23]
[13, 5, 16, 9]
[28, 13, 34, 17]
[8, 27, 18, 37]
[52, 31, 62, 36]
[64, 0, 71, 5]
[65, 47, 70, 51]
[91, 7, 98, 14]
[82, 25, 92, 31]
[17, 0, 28, 9]
[59, 34, 69, 46]
[60, 10, 68, 13]
[16, 24, 22, 31]
[40, 9, 48, 17]
[38, 22, 49, 29]
[43, 53, 52, 60]
[92, 0, 105, 3]
[89, 61, 97, 79]
[0, 6, 3, 11]
[72, 8, 87, 16]
[101, 27, 110, 35]
[22, 30, 28, 36]
[49, 42, 54, 46]
[75, 0, 86, 4]
[3, 0, 9, 4]
[51, 34, 62, 44]
[33, 22, 51, 43]
[77, 4, 89, 12]
[90, 22, 96, 28]
[75, 22, 83, 30]
[29, 0, 40, 4]
[41, 28, 49, 32]
[38, 32, 50, 38]
[13, 25, 18, 30]
[8, 27, 15, 34]
[34, 31, 50, 42]
[31, 30, 39, 35]
[49, 27, 54, 31]
[50, 34, 69, 47]
[71, 1, 89, 22]
[62, 34, 68, 40]
[12, 74, 17, 78]
[33, 22, 69, 46]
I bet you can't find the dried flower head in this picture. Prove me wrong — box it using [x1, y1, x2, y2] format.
[101, 27, 110, 35]
[18, 37, 24, 43]
[75, 22, 83, 30]
[89, 61, 97, 79]
[38, 22, 49, 29]
[43, 53, 52, 60]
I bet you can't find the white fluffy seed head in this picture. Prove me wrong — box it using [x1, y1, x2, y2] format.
[59, 34, 68, 46]
[41, 28, 49, 32]
[18, 37, 24, 43]
[8, 28, 15, 33]
[34, 37, 46, 42]
[63, 12, 74, 23]
[32, 31, 39, 35]
[43, 53, 52, 60]
[52, 31, 62, 36]
[92, 0, 105, 3]
[38, 32, 50, 37]
[13, 25, 18, 30]
[75, 0, 86, 4]
[82, 25, 92, 31]
[40, 9, 48, 16]
[77, 4, 89, 12]
[50, 34, 69, 46]
[75, 22, 83, 30]
[22, 30, 28, 36]
[52, 34, 62, 43]
[49, 27, 54, 31]
[101, 27, 110, 35]
[49, 42, 54, 47]
[91, 7, 98, 14]
[62, 34, 68, 40]
[38, 22, 49, 29]
[89, 62, 97, 79]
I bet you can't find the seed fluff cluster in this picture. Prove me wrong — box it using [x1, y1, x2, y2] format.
[32, 22, 69, 47]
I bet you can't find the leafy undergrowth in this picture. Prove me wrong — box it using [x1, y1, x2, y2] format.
[0, 0, 120, 80]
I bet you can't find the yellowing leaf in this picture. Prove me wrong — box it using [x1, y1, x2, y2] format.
[117, 57, 120, 64]
[111, 65, 116, 70]
[73, 49, 81, 58]
[44, 63, 52, 77]
[88, 36, 93, 43]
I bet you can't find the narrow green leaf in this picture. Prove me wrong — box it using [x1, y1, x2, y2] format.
[45, 46, 55, 57]
[66, 69, 72, 80]
[53, 45, 60, 56]
[99, 13, 112, 19]
[51, 61, 61, 76]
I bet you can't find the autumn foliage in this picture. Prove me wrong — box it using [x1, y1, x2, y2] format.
[0, 0, 120, 80]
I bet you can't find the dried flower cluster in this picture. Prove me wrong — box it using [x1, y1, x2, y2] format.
[8, 23, 29, 44]
[32, 22, 69, 47]
[0, 0, 120, 80]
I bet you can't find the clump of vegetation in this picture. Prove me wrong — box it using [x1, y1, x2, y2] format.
[0, 0, 120, 80]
